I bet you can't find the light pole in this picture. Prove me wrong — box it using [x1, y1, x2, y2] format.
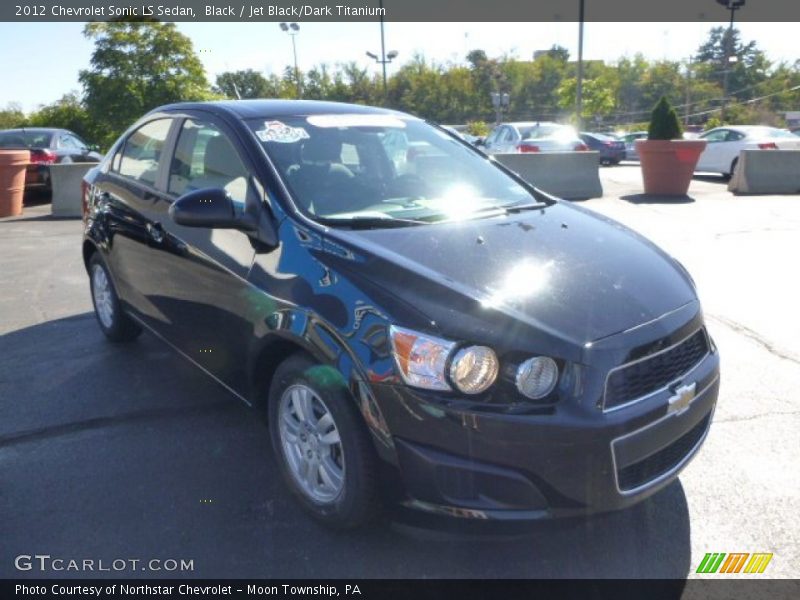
[491, 92, 510, 126]
[366, 50, 398, 99]
[576, 0, 585, 131]
[279, 22, 301, 98]
[366, 0, 397, 101]
[716, 0, 746, 122]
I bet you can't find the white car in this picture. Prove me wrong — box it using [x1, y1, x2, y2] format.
[618, 131, 647, 161]
[482, 122, 587, 154]
[696, 126, 800, 177]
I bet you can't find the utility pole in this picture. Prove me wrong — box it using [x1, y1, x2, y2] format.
[717, 0, 746, 123]
[366, 0, 398, 103]
[576, 0, 585, 131]
[279, 22, 301, 98]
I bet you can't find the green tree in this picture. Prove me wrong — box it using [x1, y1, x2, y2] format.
[79, 22, 213, 147]
[26, 93, 97, 143]
[0, 103, 28, 129]
[214, 69, 277, 99]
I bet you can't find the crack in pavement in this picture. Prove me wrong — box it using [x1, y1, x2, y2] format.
[0, 399, 241, 450]
[714, 410, 800, 424]
[707, 313, 800, 366]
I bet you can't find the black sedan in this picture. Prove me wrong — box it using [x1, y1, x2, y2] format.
[0, 127, 102, 191]
[580, 132, 626, 165]
[82, 100, 719, 529]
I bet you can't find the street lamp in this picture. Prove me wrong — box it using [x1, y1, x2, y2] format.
[279, 22, 301, 98]
[715, 0, 746, 122]
[366, 0, 397, 101]
[576, 0, 585, 131]
[491, 92, 510, 126]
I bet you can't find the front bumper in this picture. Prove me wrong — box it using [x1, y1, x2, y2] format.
[370, 316, 719, 520]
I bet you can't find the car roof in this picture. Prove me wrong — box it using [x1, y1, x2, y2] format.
[154, 99, 411, 120]
[0, 127, 67, 134]
[503, 121, 560, 128]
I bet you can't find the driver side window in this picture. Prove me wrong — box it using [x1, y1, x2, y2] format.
[168, 119, 249, 207]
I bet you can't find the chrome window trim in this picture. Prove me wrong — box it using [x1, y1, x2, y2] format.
[602, 326, 711, 413]
[610, 374, 718, 496]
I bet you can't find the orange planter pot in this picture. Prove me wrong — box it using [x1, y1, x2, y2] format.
[635, 139, 707, 196]
[0, 149, 30, 217]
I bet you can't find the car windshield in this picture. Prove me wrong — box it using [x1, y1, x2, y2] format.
[249, 115, 540, 225]
[0, 130, 53, 148]
[520, 124, 576, 140]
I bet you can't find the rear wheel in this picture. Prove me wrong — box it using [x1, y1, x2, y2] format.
[268, 353, 380, 529]
[88, 253, 141, 343]
[727, 157, 739, 179]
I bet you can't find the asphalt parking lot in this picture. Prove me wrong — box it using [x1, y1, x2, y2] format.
[1, 166, 798, 579]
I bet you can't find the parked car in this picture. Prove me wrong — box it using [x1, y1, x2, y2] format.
[788, 126, 799, 137]
[618, 131, 648, 161]
[482, 122, 588, 154]
[0, 128, 102, 191]
[579, 132, 626, 165]
[696, 125, 800, 177]
[82, 100, 719, 528]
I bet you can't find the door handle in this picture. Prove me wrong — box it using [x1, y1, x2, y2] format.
[146, 222, 165, 244]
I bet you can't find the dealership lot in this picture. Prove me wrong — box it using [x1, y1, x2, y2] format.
[1, 166, 798, 578]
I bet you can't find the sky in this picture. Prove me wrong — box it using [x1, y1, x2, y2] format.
[0, 21, 798, 112]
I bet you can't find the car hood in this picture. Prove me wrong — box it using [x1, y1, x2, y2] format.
[323, 201, 696, 349]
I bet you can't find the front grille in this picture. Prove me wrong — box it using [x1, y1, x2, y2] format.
[617, 412, 711, 492]
[605, 329, 709, 410]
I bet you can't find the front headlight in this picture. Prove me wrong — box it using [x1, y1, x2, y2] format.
[389, 325, 455, 391]
[449, 346, 499, 394]
[515, 356, 559, 399]
[389, 326, 499, 394]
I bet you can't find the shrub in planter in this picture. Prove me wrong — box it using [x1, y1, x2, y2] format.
[636, 96, 707, 196]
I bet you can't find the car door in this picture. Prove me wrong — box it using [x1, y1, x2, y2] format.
[697, 129, 729, 172]
[146, 113, 263, 395]
[483, 127, 501, 153]
[99, 117, 176, 320]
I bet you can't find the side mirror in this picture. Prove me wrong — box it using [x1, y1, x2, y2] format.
[473, 138, 485, 147]
[169, 188, 243, 229]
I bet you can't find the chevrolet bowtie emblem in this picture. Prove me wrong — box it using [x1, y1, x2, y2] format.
[668, 382, 696, 415]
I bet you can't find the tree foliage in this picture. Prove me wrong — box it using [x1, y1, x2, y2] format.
[79, 22, 213, 147]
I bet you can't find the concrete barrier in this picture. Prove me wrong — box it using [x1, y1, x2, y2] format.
[494, 152, 603, 200]
[50, 162, 96, 217]
[728, 150, 800, 195]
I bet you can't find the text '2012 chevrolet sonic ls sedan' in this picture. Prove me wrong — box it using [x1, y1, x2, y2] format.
[82, 100, 719, 528]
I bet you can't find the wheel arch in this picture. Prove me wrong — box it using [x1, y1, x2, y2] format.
[247, 315, 397, 464]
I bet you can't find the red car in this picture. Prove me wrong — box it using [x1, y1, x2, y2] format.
[0, 128, 102, 192]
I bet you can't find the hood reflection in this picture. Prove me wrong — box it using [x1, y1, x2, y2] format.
[483, 260, 554, 309]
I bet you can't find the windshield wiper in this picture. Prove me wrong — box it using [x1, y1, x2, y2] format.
[501, 201, 551, 213]
[317, 215, 431, 229]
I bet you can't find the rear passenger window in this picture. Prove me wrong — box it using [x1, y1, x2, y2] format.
[168, 119, 249, 206]
[118, 119, 171, 186]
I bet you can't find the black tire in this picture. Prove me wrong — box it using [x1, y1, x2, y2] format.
[88, 253, 142, 343]
[267, 353, 380, 529]
[727, 157, 739, 179]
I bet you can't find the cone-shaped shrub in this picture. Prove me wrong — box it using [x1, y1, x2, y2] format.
[648, 96, 683, 141]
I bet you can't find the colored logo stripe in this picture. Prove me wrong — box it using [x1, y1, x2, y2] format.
[719, 553, 749, 573]
[696, 552, 773, 574]
[744, 553, 773, 574]
[696, 553, 726, 573]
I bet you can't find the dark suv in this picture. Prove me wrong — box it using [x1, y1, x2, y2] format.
[82, 100, 719, 528]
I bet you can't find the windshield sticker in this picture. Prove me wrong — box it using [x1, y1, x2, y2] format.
[306, 114, 407, 129]
[256, 121, 310, 143]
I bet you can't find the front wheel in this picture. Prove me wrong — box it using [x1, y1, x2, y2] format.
[267, 354, 380, 529]
[88, 253, 141, 342]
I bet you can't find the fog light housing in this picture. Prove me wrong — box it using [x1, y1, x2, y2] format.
[449, 346, 499, 394]
[516, 357, 559, 399]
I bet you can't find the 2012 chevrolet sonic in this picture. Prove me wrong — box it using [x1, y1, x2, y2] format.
[82, 100, 720, 528]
